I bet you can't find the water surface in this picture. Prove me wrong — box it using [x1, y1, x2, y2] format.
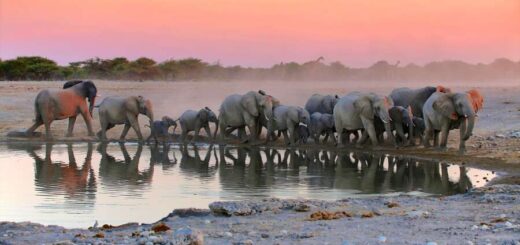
[0, 143, 496, 228]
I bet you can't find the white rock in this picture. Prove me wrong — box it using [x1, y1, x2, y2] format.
[426, 242, 438, 245]
[224, 231, 233, 237]
[281, 230, 288, 236]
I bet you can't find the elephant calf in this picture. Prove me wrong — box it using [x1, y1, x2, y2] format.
[309, 112, 336, 144]
[146, 116, 177, 144]
[266, 105, 310, 145]
[179, 107, 218, 143]
[97, 96, 154, 141]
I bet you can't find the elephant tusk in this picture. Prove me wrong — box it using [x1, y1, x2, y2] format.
[381, 119, 389, 124]
[464, 114, 468, 118]
[299, 122, 307, 127]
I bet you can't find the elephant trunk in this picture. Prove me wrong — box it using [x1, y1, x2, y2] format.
[463, 116, 475, 141]
[213, 119, 219, 139]
[88, 97, 96, 117]
[384, 122, 397, 146]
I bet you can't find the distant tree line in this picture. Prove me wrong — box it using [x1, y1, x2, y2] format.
[0, 56, 519, 81]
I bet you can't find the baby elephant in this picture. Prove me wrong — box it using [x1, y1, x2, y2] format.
[309, 112, 335, 144]
[146, 116, 178, 144]
[179, 107, 218, 143]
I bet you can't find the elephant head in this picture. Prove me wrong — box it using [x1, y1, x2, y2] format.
[241, 90, 275, 120]
[136, 96, 154, 124]
[203, 107, 218, 123]
[297, 107, 311, 126]
[63, 80, 98, 116]
[161, 116, 177, 132]
[354, 94, 393, 123]
[433, 90, 483, 140]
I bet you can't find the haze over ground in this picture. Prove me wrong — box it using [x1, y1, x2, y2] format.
[1, 0, 519, 67]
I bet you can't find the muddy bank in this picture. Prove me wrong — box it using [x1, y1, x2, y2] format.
[1, 184, 519, 244]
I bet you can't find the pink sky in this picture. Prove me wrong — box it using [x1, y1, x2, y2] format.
[1, 0, 519, 67]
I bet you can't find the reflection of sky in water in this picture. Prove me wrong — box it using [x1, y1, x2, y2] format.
[0, 143, 497, 228]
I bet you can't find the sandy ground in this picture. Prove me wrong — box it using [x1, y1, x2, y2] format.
[1, 80, 519, 164]
[1, 184, 520, 244]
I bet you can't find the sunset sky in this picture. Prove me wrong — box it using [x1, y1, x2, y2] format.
[1, 0, 519, 67]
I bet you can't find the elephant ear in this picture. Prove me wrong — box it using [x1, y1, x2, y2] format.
[436, 85, 451, 93]
[388, 107, 401, 122]
[197, 109, 209, 122]
[466, 89, 483, 113]
[433, 94, 458, 120]
[240, 93, 259, 117]
[354, 96, 374, 119]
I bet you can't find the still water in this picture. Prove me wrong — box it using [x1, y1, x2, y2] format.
[0, 142, 496, 228]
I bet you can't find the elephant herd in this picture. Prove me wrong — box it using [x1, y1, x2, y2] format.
[24, 80, 484, 154]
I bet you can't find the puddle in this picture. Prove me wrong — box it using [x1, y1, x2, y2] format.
[0, 142, 497, 228]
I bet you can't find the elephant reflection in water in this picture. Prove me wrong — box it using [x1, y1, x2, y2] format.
[97, 142, 154, 187]
[179, 144, 218, 178]
[29, 143, 96, 198]
[149, 143, 177, 170]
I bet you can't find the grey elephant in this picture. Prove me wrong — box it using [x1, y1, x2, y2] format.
[373, 106, 414, 146]
[179, 107, 218, 143]
[304, 94, 339, 114]
[266, 105, 310, 145]
[422, 89, 483, 154]
[146, 116, 177, 144]
[390, 86, 450, 118]
[309, 112, 336, 144]
[97, 95, 154, 141]
[217, 90, 275, 143]
[334, 92, 396, 147]
[26, 80, 98, 139]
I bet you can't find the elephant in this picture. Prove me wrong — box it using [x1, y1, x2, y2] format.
[334, 92, 396, 147]
[373, 106, 414, 146]
[179, 107, 218, 142]
[26, 80, 98, 139]
[422, 89, 484, 154]
[146, 116, 177, 144]
[304, 94, 340, 114]
[266, 105, 310, 145]
[217, 90, 275, 143]
[309, 112, 336, 144]
[296, 125, 310, 144]
[390, 86, 450, 118]
[96, 95, 154, 141]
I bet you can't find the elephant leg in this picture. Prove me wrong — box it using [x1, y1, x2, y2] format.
[433, 130, 440, 147]
[361, 119, 378, 147]
[282, 130, 290, 145]
[127, 115, 143, 141]
[66, 116, 77, 137]
[238, 127, 247, 142]
[192, 127, 201, 143]
[79, 105, 95, 136]
[395, 125, 407, 146]
[288, 124, 296, 146]
[423, 127, 433, 148]
[120, 123, 131, 141]
[313, 133, 320, 145]
[357, 130, 369, 146]
[439, 124, 450, 150]
[26, 120, 43, 137]
[218, 119, 227, 141]
[323, 132, 329, 144]
[204, 125, 212, 140]
[181, 128, 188, 143]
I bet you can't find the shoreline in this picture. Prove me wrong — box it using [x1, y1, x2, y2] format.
[1, 184, 519, 244]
